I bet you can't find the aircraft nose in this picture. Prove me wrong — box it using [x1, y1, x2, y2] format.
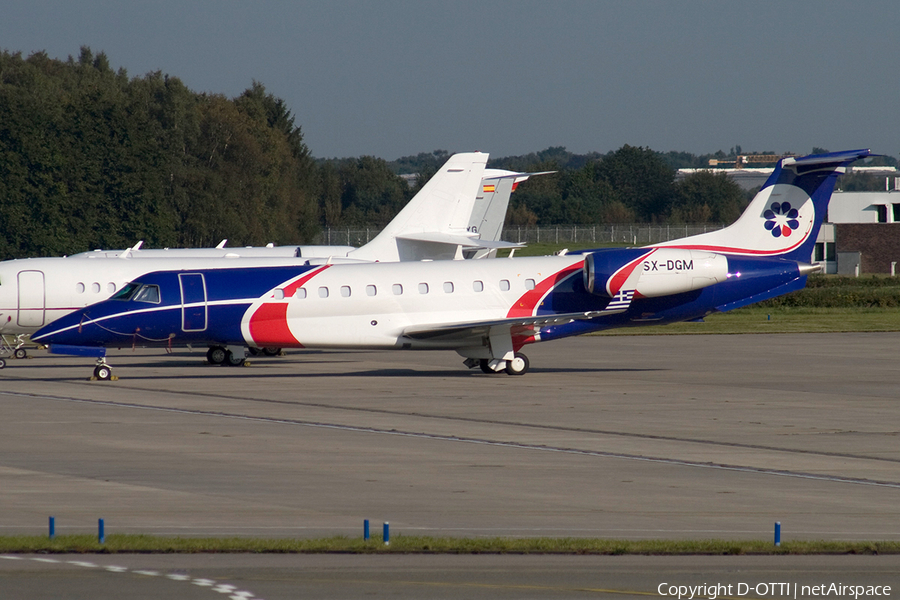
[32, 314, 81, 344]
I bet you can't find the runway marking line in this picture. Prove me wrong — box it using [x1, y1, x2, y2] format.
[303, 576, 766, 599]
[0, 556, 263, 600]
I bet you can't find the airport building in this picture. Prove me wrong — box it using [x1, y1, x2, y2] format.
[817, 175, 900, 275]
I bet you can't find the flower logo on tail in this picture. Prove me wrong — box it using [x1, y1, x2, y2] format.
[763, 202, 800, 238]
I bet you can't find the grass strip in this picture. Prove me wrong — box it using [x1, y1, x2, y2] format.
[2, 535, 900, 555]
[594, 307, 900, 335]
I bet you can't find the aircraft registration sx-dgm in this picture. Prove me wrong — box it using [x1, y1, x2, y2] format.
[31, 149, 870, 379]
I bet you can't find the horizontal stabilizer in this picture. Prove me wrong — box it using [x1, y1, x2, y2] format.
[396, 232, 523, 250]
[782, 149, 872, 169]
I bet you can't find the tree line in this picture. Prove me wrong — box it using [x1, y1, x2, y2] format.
[0, 48, 895, 259]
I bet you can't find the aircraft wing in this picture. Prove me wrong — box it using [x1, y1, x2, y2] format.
[401, 309, 620, 344]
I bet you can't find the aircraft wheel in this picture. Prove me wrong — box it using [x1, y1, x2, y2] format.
[14, 348, 26, 359]
[505, 353, 529, 376]
[247, 347, 261, 356]
[0, 358, 6, 369]
[207, 346, 226, 365]
[93, 365, 112, 380]
[262, 347, 280, 356]
[479, 359, 494, 374]
[225, 350, 245, 367]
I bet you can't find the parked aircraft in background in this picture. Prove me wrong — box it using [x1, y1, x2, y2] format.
[68, 240, 355, 260]
[31, 149, 870, 378]
[1, 154, 541, 360]
[68, 166, 540, 262]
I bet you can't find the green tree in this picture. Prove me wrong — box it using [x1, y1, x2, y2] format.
[669, 171, 747, 224]
[335, 156, 411, 227]
[593, 145, 675, 222]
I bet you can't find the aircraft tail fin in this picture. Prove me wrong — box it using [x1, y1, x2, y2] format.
[466, 169, 553, 259]
[655, 149, 872, 261]
[349, 152, 489, 262]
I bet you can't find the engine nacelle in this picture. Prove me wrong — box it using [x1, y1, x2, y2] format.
[584, 248, 729, 298]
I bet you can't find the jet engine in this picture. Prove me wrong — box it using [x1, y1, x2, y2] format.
[583, 248, 729, 298]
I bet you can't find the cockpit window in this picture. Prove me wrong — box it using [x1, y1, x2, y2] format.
[111, 282, 140, 300]
[133, 284, 161, 304]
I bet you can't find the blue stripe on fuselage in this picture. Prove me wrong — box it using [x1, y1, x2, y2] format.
[537, 255, 805, 342]
[34, 265, 318, 347]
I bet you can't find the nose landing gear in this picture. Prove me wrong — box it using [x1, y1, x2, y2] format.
[92, 359, 115, 381]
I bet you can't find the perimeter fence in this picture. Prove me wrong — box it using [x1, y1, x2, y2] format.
[312, 223, 726, 247]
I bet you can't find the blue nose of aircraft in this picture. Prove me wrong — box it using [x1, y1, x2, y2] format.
[32, 308, 108, 347]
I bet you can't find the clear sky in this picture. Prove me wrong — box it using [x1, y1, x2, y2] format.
[3, 1, 898, 160]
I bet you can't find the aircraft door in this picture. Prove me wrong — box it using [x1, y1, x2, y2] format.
[17, 270, 45, 327]
[179, 273, 207, 332]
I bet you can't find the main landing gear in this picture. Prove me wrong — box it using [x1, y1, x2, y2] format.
[206, 345, 246, 367]
[467, 352, 530, 376]
[248, 347, 281, 357]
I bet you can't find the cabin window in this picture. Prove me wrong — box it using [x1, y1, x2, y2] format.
[525, 279, 536, 290]
[295, 288, 307, 299]
[133, 284, 160, 304]
[473, 280, 484, 292]
[318, 286, 329, 298]
[443, 282, 454, 293]
[76, 282, 86, 294]
[341, 285, 351, 297]
[500, 279, 510, 291]
[273, 288, 285, 300]
[107, 282, 116, 294]
[91, 282, 101, 293]
[418, 283, 429, 294]
[366, 285, 377, 296]
[392, 284, 403, 295]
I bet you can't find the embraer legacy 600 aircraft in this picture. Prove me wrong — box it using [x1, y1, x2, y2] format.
[32, 150, 869, 379]
[0, 154, 539, 363]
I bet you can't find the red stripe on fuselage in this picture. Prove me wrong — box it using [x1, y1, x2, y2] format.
[282, 264, 331, 297]
[654, 220, 812, 256]
[247, 265, 332, 348]
[607, 250, 655, 296]
[507, 260, 584, 319]
[248, 302, 301, 347]
[507, 260, 584, 351]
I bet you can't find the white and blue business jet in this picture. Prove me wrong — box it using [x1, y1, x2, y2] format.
[1, 153, 541, 364]
[33, 149, 870, 379]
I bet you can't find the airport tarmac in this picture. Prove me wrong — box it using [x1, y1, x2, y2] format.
[3, 554, 900, 600]
[1, 332, 899, 542]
